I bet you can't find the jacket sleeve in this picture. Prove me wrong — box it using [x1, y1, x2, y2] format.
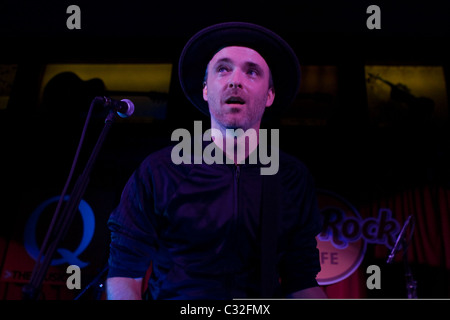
[107, 159, 159, 279]
[278, 161, 323, 295]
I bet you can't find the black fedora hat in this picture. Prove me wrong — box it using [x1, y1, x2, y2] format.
[178, 21, 301, 118]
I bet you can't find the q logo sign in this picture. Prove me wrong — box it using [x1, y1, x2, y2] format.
[316, 189, 400, 285]
[24, 195, 95, 268]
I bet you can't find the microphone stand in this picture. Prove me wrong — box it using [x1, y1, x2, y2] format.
[386, 215, 417, 298]
[402, 237, 417, 299]
[22, 100, 118, 300]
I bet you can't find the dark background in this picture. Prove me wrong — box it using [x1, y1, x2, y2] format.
[0, 0, 449, 299]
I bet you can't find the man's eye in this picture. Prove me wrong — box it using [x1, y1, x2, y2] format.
[247, 69, 259, 76]
[217, 66, 229, 73]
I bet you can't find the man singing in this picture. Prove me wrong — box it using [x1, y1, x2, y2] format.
[106, 22, 326, 299]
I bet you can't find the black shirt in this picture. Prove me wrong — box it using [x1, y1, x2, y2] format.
[107, 142, 322, 299]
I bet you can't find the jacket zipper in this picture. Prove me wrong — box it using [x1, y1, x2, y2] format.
[234, 164, 240, 218]
[232, 164, 241, 242]
[228, 164, 240, 287]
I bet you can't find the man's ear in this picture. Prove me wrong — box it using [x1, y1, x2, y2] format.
[265, 87, 275, 107]
[202, 82, 208, 101]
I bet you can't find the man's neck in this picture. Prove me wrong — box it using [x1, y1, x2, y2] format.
[210, 121, 260, 165]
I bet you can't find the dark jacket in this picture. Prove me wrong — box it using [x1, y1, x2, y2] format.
[107, 142, 322, 299]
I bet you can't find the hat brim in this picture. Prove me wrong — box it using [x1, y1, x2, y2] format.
[178, 22, 301, 119]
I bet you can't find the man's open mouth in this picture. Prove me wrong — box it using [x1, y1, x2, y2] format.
[225, 96, 246, 105]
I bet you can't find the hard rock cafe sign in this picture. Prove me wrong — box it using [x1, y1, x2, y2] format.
[316, 189, 401, 285]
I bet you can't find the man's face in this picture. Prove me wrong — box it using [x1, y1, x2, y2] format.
[203, 46, 275, 131]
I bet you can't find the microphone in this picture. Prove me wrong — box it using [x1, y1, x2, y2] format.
[386, 215, 414, 264]
[95, 96, 135, 118]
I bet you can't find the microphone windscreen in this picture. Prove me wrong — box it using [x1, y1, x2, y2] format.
[118, 99, 135, 118]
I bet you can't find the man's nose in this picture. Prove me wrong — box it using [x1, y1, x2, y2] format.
[228, 71, 243, 89]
